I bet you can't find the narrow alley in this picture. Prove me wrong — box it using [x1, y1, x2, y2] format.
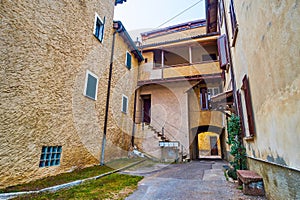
[122, 160, 266, 200]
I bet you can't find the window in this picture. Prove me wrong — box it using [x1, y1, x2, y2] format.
[122, 95, 128, 113]
[93, 13, 105, 42]
[201, 87, 220, 110]
[217, 34, 229, 70]
[200, 88, 208, 110]
[84, 70, 99, 100]
[229, 0, 238, 45]
[39, 146, 62, 167]
[125, 51, 132, 69]
[218, 0, 224, 26]
[236, 90, 245, 137]
[208, 87, 220, 97]
[202, 54, 217, 61]
[241, 75, 255, 137]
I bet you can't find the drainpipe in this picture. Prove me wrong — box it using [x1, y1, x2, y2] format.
[222, 0, 237, 114]
[100, 29, 117, 166]
[131, 89, 138, 147]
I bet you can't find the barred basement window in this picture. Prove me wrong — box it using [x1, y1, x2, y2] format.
[39, 146, 62, 167]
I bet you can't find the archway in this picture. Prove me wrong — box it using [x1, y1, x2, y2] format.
[189, 125, 224, 160]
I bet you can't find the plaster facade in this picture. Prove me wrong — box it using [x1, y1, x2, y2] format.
[136, 20, 224, 160]
[216, 0, 300, 198]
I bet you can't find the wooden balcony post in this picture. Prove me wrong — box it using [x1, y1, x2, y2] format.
[161, 50, 164, 79]
[189, 46, 192, 64]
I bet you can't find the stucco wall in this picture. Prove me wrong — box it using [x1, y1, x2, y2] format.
[198, 132, 221, 157]
[137, 82, 195, 157]
[220, 0, 300, 199]
[223, 0, 300, 170]
[248, 158, 300, 200]
[0, 0, 136, 188]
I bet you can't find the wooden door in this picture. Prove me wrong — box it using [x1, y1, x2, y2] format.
[210, 136, 218, 155]
[143, 97, 151, 124]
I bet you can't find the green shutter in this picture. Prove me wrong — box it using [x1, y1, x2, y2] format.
[126, 52, 131, 69]
[122, 96, 128, 113]
[86, 74, 97, 100]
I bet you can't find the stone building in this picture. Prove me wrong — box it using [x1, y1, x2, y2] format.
[0, 0, 142, 188]
[134, 19, 226, 161]
[206, 0, 300, 199]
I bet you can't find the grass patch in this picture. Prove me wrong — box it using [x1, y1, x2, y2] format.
[1, 158, 145, 193]
[14, 173, 143, 200]
[0, 165, 112, 193]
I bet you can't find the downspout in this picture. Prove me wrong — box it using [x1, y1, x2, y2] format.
[222, 0, 237, 114]
[131, 89, 138, 147]
[100, 29, 117, 166]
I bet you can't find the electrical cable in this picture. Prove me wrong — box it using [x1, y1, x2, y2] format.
[157, 0, 204, 28]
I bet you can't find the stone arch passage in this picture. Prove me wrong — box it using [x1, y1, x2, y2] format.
[189, 125, 225, 160]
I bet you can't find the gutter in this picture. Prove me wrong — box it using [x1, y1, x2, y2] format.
[113, 21, 144, 62]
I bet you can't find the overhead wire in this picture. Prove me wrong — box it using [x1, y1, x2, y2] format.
[156, 0, 204, 28]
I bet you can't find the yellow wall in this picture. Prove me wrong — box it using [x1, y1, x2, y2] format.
[198, 132, 221, 157]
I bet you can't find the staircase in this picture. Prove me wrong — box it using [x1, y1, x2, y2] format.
[147, 124, 169, 142]
[135, 123, 188, 162]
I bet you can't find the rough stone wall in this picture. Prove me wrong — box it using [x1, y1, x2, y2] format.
[220, 0, 300, 198]
[0, 0, 118, 188]
[104, 33, 140, 162]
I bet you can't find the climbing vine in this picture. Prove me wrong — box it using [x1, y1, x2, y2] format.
[227, 114, 247, 172]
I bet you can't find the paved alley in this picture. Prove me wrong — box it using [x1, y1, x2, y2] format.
[122, 160, 266, 200]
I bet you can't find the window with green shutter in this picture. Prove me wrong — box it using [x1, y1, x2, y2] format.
[126, 51, 132, 70]
[84, 70, 98, 100]
[122, 95, 128, 113]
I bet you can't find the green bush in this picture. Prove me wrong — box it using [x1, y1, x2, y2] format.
[227, 168, 237, 180]
[227, 114, 247, 170]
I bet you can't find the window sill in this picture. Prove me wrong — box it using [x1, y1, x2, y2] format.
[94, 34, 103, 43]
[244, 136, 254, 142]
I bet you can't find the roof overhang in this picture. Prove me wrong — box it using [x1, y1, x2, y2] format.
[113, 21, 144, 62]
[115, 0, 126, 6]
[210, 90, 234, 107]
[141, 33, 219, 50]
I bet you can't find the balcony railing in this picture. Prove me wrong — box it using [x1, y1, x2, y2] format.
[138, 60, 221, 83]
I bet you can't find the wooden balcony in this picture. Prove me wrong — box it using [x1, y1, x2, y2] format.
[138, 61, 221, 85]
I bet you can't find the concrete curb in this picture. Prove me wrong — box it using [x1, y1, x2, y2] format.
[0, 159, 146, 200]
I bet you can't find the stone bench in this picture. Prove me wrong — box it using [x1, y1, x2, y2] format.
[237, 170, 265, 196]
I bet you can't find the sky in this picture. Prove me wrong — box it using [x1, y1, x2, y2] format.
[114, 0, 206, 33]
